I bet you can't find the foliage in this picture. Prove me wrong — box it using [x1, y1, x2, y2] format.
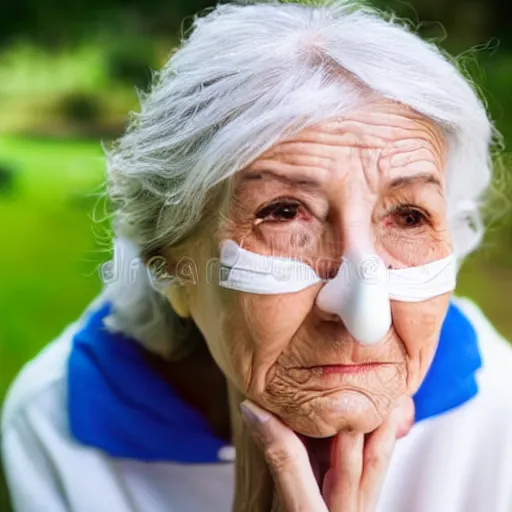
[0, 40, 156, 136]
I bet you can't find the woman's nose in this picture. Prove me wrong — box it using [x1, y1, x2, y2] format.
[315, 253, 391, 345]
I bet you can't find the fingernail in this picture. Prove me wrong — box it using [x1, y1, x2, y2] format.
[240, 400, 271, 426]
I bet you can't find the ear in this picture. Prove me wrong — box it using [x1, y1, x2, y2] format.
[163, 283, 191, 319]
[145, 254, 191, 318]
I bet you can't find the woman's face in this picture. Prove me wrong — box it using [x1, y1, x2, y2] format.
[168, 100, 452, 437]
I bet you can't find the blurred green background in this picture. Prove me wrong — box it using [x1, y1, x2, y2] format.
[0, 0, 511, 510]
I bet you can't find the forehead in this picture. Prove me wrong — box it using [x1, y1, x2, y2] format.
[239, 100, 446, 187]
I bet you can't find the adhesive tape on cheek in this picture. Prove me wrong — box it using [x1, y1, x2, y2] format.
[219, 240, 322, 293]
[218, 240, 457, 345]
[219, 240, 456, 299]
[387, 256, 457, 301]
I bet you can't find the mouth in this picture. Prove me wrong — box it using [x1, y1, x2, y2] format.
[281, 361, 398, 387]
[313, 363, 385, 375]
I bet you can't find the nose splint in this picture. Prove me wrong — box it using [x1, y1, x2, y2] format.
[218, 240, 456, 345]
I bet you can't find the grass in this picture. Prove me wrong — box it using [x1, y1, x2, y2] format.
[0, 136, 108, 400]
[0, 135, 511, 512]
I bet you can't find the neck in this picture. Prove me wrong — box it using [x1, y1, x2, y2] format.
[142, 332, 232, 441]
[229, 383, 276, 512]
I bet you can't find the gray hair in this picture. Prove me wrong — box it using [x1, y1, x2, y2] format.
[101, 0, 496, 358]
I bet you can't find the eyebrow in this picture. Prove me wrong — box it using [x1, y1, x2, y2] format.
[240, 169, 443, 194]
[387, 173, 443, 192]
[240, 169, 323, 189]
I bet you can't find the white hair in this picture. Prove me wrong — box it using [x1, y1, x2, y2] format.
[101, 0, 496, 358]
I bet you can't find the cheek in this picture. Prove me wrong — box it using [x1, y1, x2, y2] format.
[234, 291, 318, 393]
[189, 277, 317, 394]
[391, 293, 451, 392]
[187, 281, 232, 371]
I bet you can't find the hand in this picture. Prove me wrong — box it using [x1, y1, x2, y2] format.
[240, 397, 415, 512]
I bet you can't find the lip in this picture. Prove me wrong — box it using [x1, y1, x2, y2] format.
[311, 363, 386, 376]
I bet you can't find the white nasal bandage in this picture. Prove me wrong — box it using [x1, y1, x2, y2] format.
[219, 240, 457, 345]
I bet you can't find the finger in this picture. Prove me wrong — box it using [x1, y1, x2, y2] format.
[323, 431, 364, 512]
[359, 397, 414, 510]
[396, 397, 415, 439]
[240, 400, 329, 512]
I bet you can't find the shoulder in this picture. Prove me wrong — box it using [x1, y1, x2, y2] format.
[382, 298, 512, 512]
[454, 295, 512, 399]
[403, 296, 512, 464]
[1, 293, 107, 435]
[1, 325, 74, 435]
[0, 295, 120, 511]
[0, 313, 82, 512]
[1, 295, 235, 512]
[424, 297, 512, 498]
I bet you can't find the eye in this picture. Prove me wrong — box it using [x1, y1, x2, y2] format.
[255, 199, 305, 223]
[391, 205, 429, 229]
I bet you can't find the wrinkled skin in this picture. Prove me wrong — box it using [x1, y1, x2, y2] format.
[165, 99, 452, 438]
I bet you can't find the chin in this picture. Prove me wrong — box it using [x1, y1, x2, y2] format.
[278, 390, 386, 437]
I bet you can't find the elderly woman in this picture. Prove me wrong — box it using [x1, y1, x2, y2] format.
[2, 1, 512, 511]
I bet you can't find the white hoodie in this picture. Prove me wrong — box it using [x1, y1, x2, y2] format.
[2, 296, 512, 512]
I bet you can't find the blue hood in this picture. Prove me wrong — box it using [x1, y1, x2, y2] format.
[68, 300, 481, 463]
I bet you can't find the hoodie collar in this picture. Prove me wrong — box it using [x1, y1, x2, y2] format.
[68, 300, 481, 463]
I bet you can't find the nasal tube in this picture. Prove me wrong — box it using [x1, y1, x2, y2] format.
[315, 254, 392, 345]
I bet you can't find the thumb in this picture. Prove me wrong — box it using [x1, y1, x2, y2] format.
[240, 400, 304, 461]
[240, 400, 328, 511]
